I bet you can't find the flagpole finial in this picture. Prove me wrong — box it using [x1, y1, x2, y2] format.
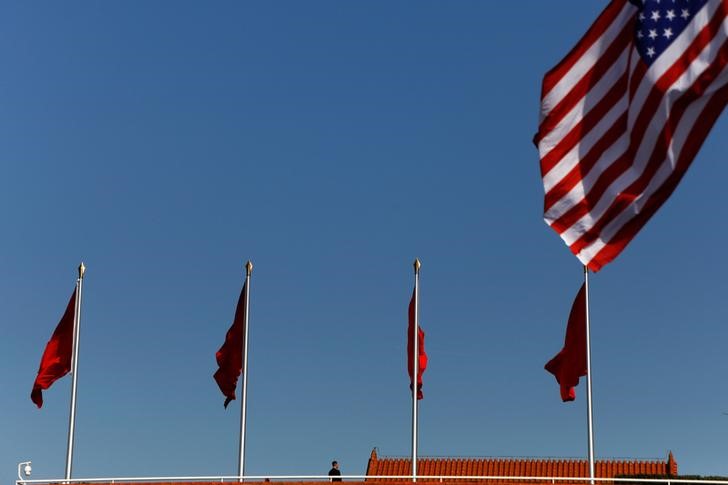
[413, 258, 421, 274]
[78, 262, 86, 279]
[246, 260, 253, 276]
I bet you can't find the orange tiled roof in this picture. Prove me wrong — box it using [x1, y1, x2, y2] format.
[366, 449, 678, 479]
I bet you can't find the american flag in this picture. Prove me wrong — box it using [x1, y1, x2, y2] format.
[535, 0, 728, 271]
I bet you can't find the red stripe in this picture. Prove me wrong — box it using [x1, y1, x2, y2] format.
[628, 55, 647, 102]
[568, 5, 728, 254]
[540, 0, 629, 97]
[588, 81, 728, 271]
[537, 20, 634, 146]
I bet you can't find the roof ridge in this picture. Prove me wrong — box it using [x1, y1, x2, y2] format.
[374, 455, 667, 462]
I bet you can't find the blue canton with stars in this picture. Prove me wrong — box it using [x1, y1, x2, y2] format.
[630, 0, 710, 65]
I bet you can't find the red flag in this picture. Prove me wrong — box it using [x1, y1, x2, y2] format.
[535, 0, 728, 271]
[31, 289, 76, 408]
[545, 283, 587, 402]
[213, 280, 247, 408]
[407, 288, 427, 400]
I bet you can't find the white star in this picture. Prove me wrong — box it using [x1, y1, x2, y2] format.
[637, 30, 644, 39]
[666, 9, 676, 20]
[651, 10, 661, 21]
[649, 29, 658, 39]
[647, 46, 656, 57]
[681, 8, 690, 19]
[639, 12, 646, 21]
[663, 27, 674, 39]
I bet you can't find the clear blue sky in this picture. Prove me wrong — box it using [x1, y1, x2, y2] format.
[3, 2, 728, 484]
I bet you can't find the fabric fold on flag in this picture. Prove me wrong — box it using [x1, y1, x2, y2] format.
[31, 289, 76, 408]
[545, 283, 587, 402]
[535, 0, 728, 271]
[213, 280, 247, 408]
[407, 288, 427, 400]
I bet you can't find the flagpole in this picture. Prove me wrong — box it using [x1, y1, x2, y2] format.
[238, 260, 253, 482]
[583, 265, 595, 484]
[411, 258, 421, 483]
[65, 262, 85, 481]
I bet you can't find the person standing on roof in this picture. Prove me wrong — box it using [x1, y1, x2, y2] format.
[328, 461, 342, 482]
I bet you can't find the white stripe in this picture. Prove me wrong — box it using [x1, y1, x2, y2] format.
[540, 1, 636, 120]
[697, 54, 728, 99]
[628, 37, 641, 78]
[576, 237, 605, 268]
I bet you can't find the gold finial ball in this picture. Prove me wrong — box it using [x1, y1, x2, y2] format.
[246, 260, 253, 275]
[79, 262, 86, 278]
[413, 258, 421, 273]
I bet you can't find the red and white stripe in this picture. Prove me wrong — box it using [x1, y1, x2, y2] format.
[536, 0, 728, 271]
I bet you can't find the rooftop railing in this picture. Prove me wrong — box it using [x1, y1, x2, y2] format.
[15, 476, 728, 485]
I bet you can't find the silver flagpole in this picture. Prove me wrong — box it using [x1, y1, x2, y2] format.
[411, 259, 421, 483]
[65, 262, 85, 481]
[238, 261, 253, 482]
[583, 265, 595, 484]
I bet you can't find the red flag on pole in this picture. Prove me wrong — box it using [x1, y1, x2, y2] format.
[407, 288, 427, 400]
[214, 280, 247, 408]
[31, 289, 77, 408]
[545, 283, 587, 402]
